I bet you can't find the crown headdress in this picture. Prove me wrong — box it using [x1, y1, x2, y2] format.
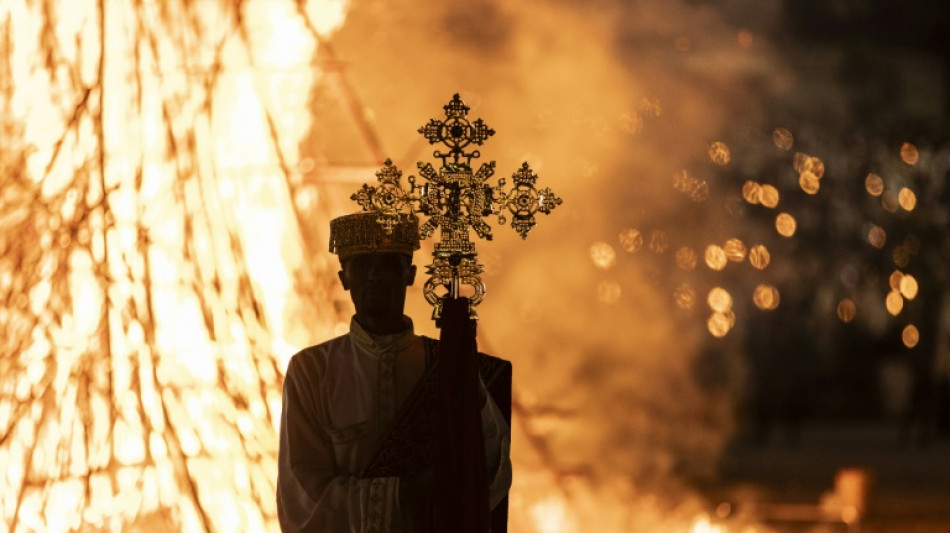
[349, 94, 562, 319]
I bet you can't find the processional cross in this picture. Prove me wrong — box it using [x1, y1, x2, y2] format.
[350, 94, 562, 319]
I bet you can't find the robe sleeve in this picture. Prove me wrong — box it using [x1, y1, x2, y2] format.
[277, 354, 402, 533]
[480, 379, 512, 510]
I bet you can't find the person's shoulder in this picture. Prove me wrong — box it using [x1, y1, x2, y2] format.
[286, 334, 351, 374]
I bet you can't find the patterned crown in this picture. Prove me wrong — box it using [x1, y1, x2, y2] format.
[329, 212, 420, 261]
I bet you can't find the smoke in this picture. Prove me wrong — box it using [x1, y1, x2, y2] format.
[310, 0, 798, 529]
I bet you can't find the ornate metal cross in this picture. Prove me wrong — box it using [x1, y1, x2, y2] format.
[350, 94, 562, 319]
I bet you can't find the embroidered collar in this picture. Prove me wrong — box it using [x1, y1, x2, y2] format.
[349, 315, 416, 352]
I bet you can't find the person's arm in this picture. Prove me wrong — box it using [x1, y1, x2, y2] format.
[479, 379, 512, 509]
[277, 354, 402, 533]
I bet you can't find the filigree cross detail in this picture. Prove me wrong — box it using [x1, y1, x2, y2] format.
[350, 93, 563, 319]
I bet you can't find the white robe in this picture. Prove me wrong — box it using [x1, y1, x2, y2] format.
[277, 317, 512, 532]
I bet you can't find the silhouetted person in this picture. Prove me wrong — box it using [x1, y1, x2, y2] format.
[276, 212, 512, 532]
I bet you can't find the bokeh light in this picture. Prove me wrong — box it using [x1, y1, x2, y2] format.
[752, 284, 780, 310]
[674, 283, 696, 310]
[799, 171, 820, 194]
[707, 311, 735, 338]
[898, 187, 917, 211]
[865, 173, 884, 196]
[619, 228, 644, 253]
[708, 141, 731, 165]
[885, 290, 904, 316]
[649, 230, 669, 253]
[723, 238, 747, 262]
[775, 212, 797, 237]
[748, 245, 770, 270]
[867, 225, 887, 249]
[900, 142, 919, 165]
[704, 245, 727, 271]
[597, 281, 622, 304]
[772, 128, 794, 150]
[902, 324, 920, 348]
[590, 242, 617, 269]
[837, 299, 857, 323]
[899, 274, 919, 300]
[742, 181, 761, 204]
[707, 287, 733, 313]
[757, 184, 780, 208]
[676, 246, 698, 271]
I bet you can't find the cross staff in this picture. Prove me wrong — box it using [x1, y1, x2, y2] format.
[350, 94, 562, 319]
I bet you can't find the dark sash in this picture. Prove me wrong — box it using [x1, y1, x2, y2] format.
[361, 339, 511, 531]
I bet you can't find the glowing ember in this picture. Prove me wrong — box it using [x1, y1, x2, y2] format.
[900, 142, 919, 165]
[723, 238, 747, 262]
[748, 244, 770, 270]
[676, 246, 698, 271]
[753, 284, 780, 310]
[707, 287, 733, 313]
[705, 245, 728, 271]
[899, 274, 919, 300]
[597, 281, 622, 304]
[708, 141, 731, 166]
[886, 290, 904, 316]
[757, 184, 780, 208]
[775, 212, 797, 237]
[837, 299, 857, 323]
[619, 228, 644, 253]
[799, 170, 820, 194]
[865, 173, 884, 196]
[898, 187, 917, 211]
[867, 225, 887, 249]
[742, 181, 761, 204]
[772, 128, 794, 150]
[590, 242, 618, 269]
[902, 324, 920, 348]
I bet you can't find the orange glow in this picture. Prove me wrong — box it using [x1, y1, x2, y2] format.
[775, 212, 797, 237]
[704, 245, 728, 271]
[837, 299, 857, 323]
[752, 284, 780, 310]
[619, 228, 644, 253]
[590, 242, 618, 269]
[708, 141, 731, 166]
[886, 290, 904, 316]
[772, 128, 794, 150]
[865, 173, 884, 196]
[737, 29, 755, 49]
[748, 245, 770, 270]
[902, 324, 920, 348]
[900, 142, 919, 165]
